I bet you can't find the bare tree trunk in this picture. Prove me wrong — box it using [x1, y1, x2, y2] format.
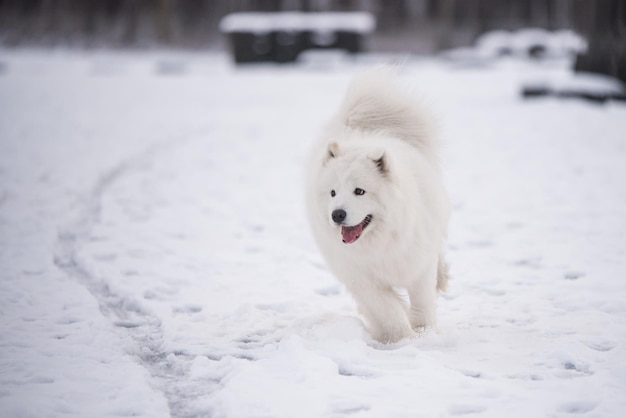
[122, 0, 139, 45]
[574, 0, 626, 83]
[435, 0, 454, 50]
[156, 0, 173, 44]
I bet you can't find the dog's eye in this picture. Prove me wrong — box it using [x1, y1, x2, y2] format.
[354, 188, 365, 196]
[330, 190, 336, 197]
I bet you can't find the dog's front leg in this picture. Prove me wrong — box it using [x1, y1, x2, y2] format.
[348, 282, 414, 344]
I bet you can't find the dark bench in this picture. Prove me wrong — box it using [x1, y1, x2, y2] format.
[219, 12, 376, 64]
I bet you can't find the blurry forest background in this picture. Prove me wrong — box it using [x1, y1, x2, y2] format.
[0, 0, 622, 53]
[0, 1, 624, 81]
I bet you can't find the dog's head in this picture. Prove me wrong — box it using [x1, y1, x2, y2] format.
[319, 140, 389, 244]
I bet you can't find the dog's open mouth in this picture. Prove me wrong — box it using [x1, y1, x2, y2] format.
[341, 215, 372, 244]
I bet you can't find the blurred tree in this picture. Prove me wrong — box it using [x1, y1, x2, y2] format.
[573, 0, 626, 82]
[156, 0, 172, 44]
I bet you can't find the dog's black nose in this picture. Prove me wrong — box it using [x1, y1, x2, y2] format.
[332, 209, 346, 224]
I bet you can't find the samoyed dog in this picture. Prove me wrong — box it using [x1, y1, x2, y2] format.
[306, 68, 450, 343]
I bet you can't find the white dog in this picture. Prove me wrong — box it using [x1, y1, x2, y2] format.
[306, 68, 450, 343]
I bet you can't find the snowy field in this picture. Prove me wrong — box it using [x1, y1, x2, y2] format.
[1, 49, 625, 418]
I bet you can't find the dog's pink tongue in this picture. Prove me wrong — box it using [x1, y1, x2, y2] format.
[342, 224, 362, 244]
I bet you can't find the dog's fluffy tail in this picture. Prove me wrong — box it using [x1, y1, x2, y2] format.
[329, 66, 438, 157]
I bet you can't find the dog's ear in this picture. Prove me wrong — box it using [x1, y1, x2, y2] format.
[368, 148, 387, 175]
[327, 141, 340, 159]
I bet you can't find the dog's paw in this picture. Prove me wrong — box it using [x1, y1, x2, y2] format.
[370, 323, 415, 344]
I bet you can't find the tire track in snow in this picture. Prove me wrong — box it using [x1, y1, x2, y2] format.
[53, 136, 212, 418]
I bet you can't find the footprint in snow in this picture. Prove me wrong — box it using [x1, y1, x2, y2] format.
[513, 257, 542, 269]
[236, 329, 281, 350]
[449, 404, 487, 415]
[173, 305, 203, 314]
[582, 339, 616, 352]
[114, 320, 143, 329]
[337, 364, 376, 378]
[332, 402, 370, 415]
[558, 360, 593, 377]
[56, 316, 81, 325]
[507, 372, 543, 381]
[564, 271, 585, 280]
[458, 369, 482, 379]
[558, 401, 597, 414]
[255, 302, 290, 313]
[93, 252, 117, 262]
[316, 285, 341, 296]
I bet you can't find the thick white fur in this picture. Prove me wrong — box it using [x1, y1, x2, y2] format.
[306, 68, 450, 343]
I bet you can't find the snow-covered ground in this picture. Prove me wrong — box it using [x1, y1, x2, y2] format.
[1, 49, 625, 418]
